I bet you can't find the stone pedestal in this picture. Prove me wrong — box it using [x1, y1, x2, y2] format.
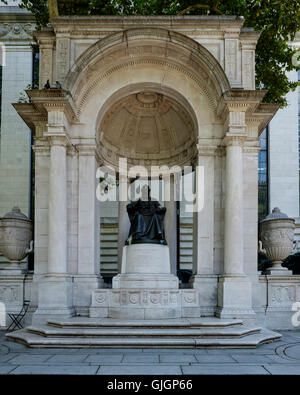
[113, 244, 178, 289]
[90, 244, 199, 319]
[265, 267, 293, 276]
[257, 274, 300, 330]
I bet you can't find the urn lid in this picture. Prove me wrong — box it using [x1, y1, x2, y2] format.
[1, 207, 29, 220]
[260, 207, 293, 222]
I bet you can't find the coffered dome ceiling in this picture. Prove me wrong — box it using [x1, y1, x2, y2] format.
[99, 91, 197, 168]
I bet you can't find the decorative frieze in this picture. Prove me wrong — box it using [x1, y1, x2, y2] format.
[91, 288, 199, 310]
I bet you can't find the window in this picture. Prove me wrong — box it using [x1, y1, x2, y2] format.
[258, 127, 268, 221]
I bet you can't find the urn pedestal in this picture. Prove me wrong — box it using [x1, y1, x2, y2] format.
[259, 208, 295, 276]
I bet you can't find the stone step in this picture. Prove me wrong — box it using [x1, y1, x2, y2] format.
[26, 325, 261, 338]
[6, 328, 281, 348]
[46, 317, 244, 329]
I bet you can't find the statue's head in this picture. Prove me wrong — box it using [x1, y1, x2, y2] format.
[141, 185, 151, 201]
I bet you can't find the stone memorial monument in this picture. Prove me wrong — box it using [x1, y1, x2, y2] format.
[4, 15, 291, 347]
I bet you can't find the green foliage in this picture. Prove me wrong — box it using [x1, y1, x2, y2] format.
[3, 0, 300, 106]
[258, 251, 272, 272]
[282, 252, 300, 274]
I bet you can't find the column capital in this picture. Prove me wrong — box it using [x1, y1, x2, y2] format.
[76, 144, 97, 156]
[223, 134, 247, 147]
[32, 140, 50, 155]
[196, 144, 218, 156]
[48, 134, 70, 147]
[243, 144, 261, 154]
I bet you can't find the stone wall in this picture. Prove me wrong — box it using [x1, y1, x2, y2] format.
[0, 6, 35, 218]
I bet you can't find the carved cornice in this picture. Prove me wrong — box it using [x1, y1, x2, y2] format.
[51, 15, 245, 32]
[0, 21, 35, 42]
[12, 103, 45, 131]
[25, 89, 78, 124]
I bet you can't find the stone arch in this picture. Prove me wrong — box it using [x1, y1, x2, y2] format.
[95, 83, 199, 169]
[64, 27, 231, 124]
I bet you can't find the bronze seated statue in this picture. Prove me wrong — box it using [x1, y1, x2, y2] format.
[126, 185, 167, 245]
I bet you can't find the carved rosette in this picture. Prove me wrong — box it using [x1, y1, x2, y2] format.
[0, 207, 33, 263]
[259, 208, 295, 269]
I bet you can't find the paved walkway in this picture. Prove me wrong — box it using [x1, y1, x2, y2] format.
[0, 330, 300, 375]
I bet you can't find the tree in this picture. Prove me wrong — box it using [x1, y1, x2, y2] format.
[2, 0, 299, 106]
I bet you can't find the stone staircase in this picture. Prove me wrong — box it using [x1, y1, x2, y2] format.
[6, 317, 281, 348]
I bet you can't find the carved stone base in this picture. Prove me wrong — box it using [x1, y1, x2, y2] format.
[89, 288, 199, 319]
[189, 274, 218, 316]
[113, 244, 179, 289]
[32, 274, 74, 324]
[257, 274, 300, 330]
[216, 275, 256, 321]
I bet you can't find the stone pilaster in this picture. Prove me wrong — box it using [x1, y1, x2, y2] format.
[73, 144, 102, 315]
[164, 174, 178, 276]
[36, 32, 56, 88]
[190, 145, 218, 315]
[117, 175, 130, 274]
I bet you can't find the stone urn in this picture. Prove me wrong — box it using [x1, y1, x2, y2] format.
[259, 207, 295, 275]
[0, 207, 33, 265]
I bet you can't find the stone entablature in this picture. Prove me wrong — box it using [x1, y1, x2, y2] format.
[35, 15, 259, 91]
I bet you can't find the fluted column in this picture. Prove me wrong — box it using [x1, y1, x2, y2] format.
[190, 145, 218, 315]
[74, 144, 102, 314]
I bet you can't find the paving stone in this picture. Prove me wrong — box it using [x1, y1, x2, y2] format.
[159, 354, 197, 363]
[98, 348, 143, 353]
[122, 354, 159, 363]
[230, 354, 273, 363]
[283, 344, 300, 359]
[195, 355, 236, 363]
[142, 348, 207, 354]
[8, 354, 53, 364]
[85, 354, 123, 364]
[46, 354, 89, 363]
[264, 355, 299, 364]
[10, 364, 99, 375]
[263, 364, 300, 375]
[0, 353, 18, 363]
[181, 364, 270, 375]
[0, 365, 18, 374]
[97, 365, 182, 375]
